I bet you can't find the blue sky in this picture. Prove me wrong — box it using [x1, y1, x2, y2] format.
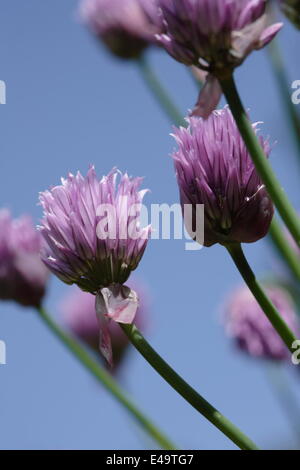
[0, 0, 300, 450]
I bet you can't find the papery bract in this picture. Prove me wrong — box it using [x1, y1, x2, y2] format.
[280, 0, 300, 29]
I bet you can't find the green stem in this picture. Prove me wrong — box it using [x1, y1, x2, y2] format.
[268, 39, 300, 160]
[265, 363, 300, 442]
[36, 306, 176, 450]
[226, 243, 298, 353]
[137, 55, 184, 127]
[220, 75, 300, 248]
[120, 323, 259, 450]
[269, 219, 300, 283]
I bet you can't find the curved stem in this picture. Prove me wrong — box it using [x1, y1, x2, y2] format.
[137, 55, 184, 127]
[265, 363, 300, 442]
[269, 219, 300, 283]
[226, 243, 298, 353]
[120, 323, 259, 450]
[267, 39, 300, 161]
[141, 58, 300, 285]
[36, 306, 176, 450]
[220, 75, 300, 248]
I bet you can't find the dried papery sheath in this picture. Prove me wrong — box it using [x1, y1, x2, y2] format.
[172, 107, 274, 247]
[61, 281, 148, 371]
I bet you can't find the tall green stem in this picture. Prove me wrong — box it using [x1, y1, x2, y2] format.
[265, 364, 300, 441]
[137, 55, 184, 127]
[120, 323, 259, 450]
[268, 39, 300, 160]
[269, 219, 300, 283]
[36, 306, 176, 450]
[220, 75, 300, 248]
[226, 243, 298, 353]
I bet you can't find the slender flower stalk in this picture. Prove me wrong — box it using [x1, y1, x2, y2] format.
[120, 323, 259, 450]
[267, 38, 300, 162]
[279, 0, 300, 29]
[36, 306, 176, 450]
[61, 282, 148, 372]
[220, 74, 300, 248]
[226, 243, 298, 354]
[137, 55, 184, 126]
[269, 219, 300, 283]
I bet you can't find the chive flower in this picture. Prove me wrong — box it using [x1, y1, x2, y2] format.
[39, 167, 150, 365]
[172, 107, 274, 247]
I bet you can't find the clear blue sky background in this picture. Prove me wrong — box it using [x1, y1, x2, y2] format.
[0, 0, 300, 450]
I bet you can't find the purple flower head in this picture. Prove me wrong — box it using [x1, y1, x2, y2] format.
[172, 107, 274, 247]
[224, 285, 300, 360]
[61, 280, 148, 371]
[280, 0, 300, 29]
[154, 0, 282, 116]
[79, 0, 160, 59]
[0, 210, 48, 307]
[39, 167, 150, 365]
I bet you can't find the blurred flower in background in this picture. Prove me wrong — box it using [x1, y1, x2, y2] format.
[279, 0, 300, 29]
[0, 209, 48, 308]
[60, 280, 149, 372]
[284, 215, 300, 256]
[172, 107, 274, 247]
[223, 284, 300, 361]
[153, 0, 282, 116]
[79, 0, 161, 59]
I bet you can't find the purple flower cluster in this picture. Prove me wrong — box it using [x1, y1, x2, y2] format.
[155, 0, 281, 70]
[172, 107, 274, 247]
[39, 167, 149, 293]
[80, 0, 160, 59]
[39, 166, 150, 365]
[224, 285, 299, 360]
[0, 210, 48, 307]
